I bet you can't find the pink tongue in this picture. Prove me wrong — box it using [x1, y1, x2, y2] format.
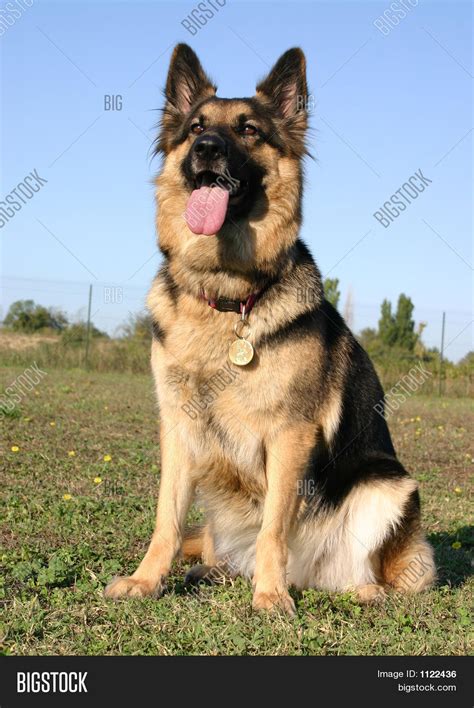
[185, 186, 230, 235]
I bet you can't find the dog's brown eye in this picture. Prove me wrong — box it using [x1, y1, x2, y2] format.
[191, 123, 205, 135]
[242, 124, 257, 136]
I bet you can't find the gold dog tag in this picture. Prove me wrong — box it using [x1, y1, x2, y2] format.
[229, 309, 254, 366]
[229, 338, 254, 366]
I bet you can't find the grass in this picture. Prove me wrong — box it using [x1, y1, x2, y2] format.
[1, 365, 472, 655]
[0, 330, 472, 396]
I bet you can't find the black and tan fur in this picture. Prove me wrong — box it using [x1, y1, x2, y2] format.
[105, 44, 435, 614]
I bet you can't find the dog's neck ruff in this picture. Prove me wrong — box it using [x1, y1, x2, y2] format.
[200, 289, 260, 314]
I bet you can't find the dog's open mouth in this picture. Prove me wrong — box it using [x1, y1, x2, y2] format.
[185, 170, 248, 236]
[194, 170, 247, 198]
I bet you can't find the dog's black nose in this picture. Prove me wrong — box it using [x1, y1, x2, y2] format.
[193, 133, 227, 161]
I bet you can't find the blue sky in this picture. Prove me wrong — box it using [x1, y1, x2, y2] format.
[1, 0, 472, 360]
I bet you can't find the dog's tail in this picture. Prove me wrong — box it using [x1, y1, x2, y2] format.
[381, 532, 436, 593]
[181, 526, 205, 560]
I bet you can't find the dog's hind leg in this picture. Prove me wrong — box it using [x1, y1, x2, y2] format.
[182, 523, 222, 585]
[346, 474, 436, 598]
[315, 472, 435, 601]
[354, 583, 386, 603]
[181, 526, 204, 560]
[185, 536, 235, 586]
[185, 561, 230, 586]
[181, 523, 216, 564]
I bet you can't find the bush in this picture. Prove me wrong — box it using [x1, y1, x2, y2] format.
[61, 322, 108, 345]
[3, 300, 68, 333]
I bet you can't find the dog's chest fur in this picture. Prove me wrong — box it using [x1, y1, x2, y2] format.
[152, 310, 297, 500]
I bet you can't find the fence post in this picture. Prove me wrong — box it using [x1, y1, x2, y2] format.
[438, 311, 445, 396]
[84, 284, 93, 369]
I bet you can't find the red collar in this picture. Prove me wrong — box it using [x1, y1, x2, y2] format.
[201, 289, 259, 314]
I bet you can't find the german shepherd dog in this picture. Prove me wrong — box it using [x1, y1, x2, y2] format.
[105, 44, 435, 614]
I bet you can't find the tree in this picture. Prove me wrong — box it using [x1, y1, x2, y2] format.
[458, 351, 474, 368]
[414, 322, 427, 358]
[323, 278, 340, 309]
[121, 311, 152, 340]
[343, 287, 354, 327]
[3, 300, 68, 333]
[378, 299, 396, 346]
[377, 294, 418, 351]
[358, 327, 379, 350]
[393, 294, 417, 351]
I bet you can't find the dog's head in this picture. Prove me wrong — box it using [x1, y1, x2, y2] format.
[155, 44, 309, 285]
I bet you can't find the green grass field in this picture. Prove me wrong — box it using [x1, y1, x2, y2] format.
[1, 365, 472, 655]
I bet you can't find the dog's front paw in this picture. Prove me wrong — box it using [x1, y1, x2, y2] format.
[104, 575, 162, 599]
[252, 588, 296, 616]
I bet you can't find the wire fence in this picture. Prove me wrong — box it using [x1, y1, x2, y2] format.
[1, 275, 148, 339]
[1, 275, 472, 360]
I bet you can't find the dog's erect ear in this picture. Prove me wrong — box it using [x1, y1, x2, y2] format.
[256, 48, 308, 119]
[165, 44, 216, 115]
